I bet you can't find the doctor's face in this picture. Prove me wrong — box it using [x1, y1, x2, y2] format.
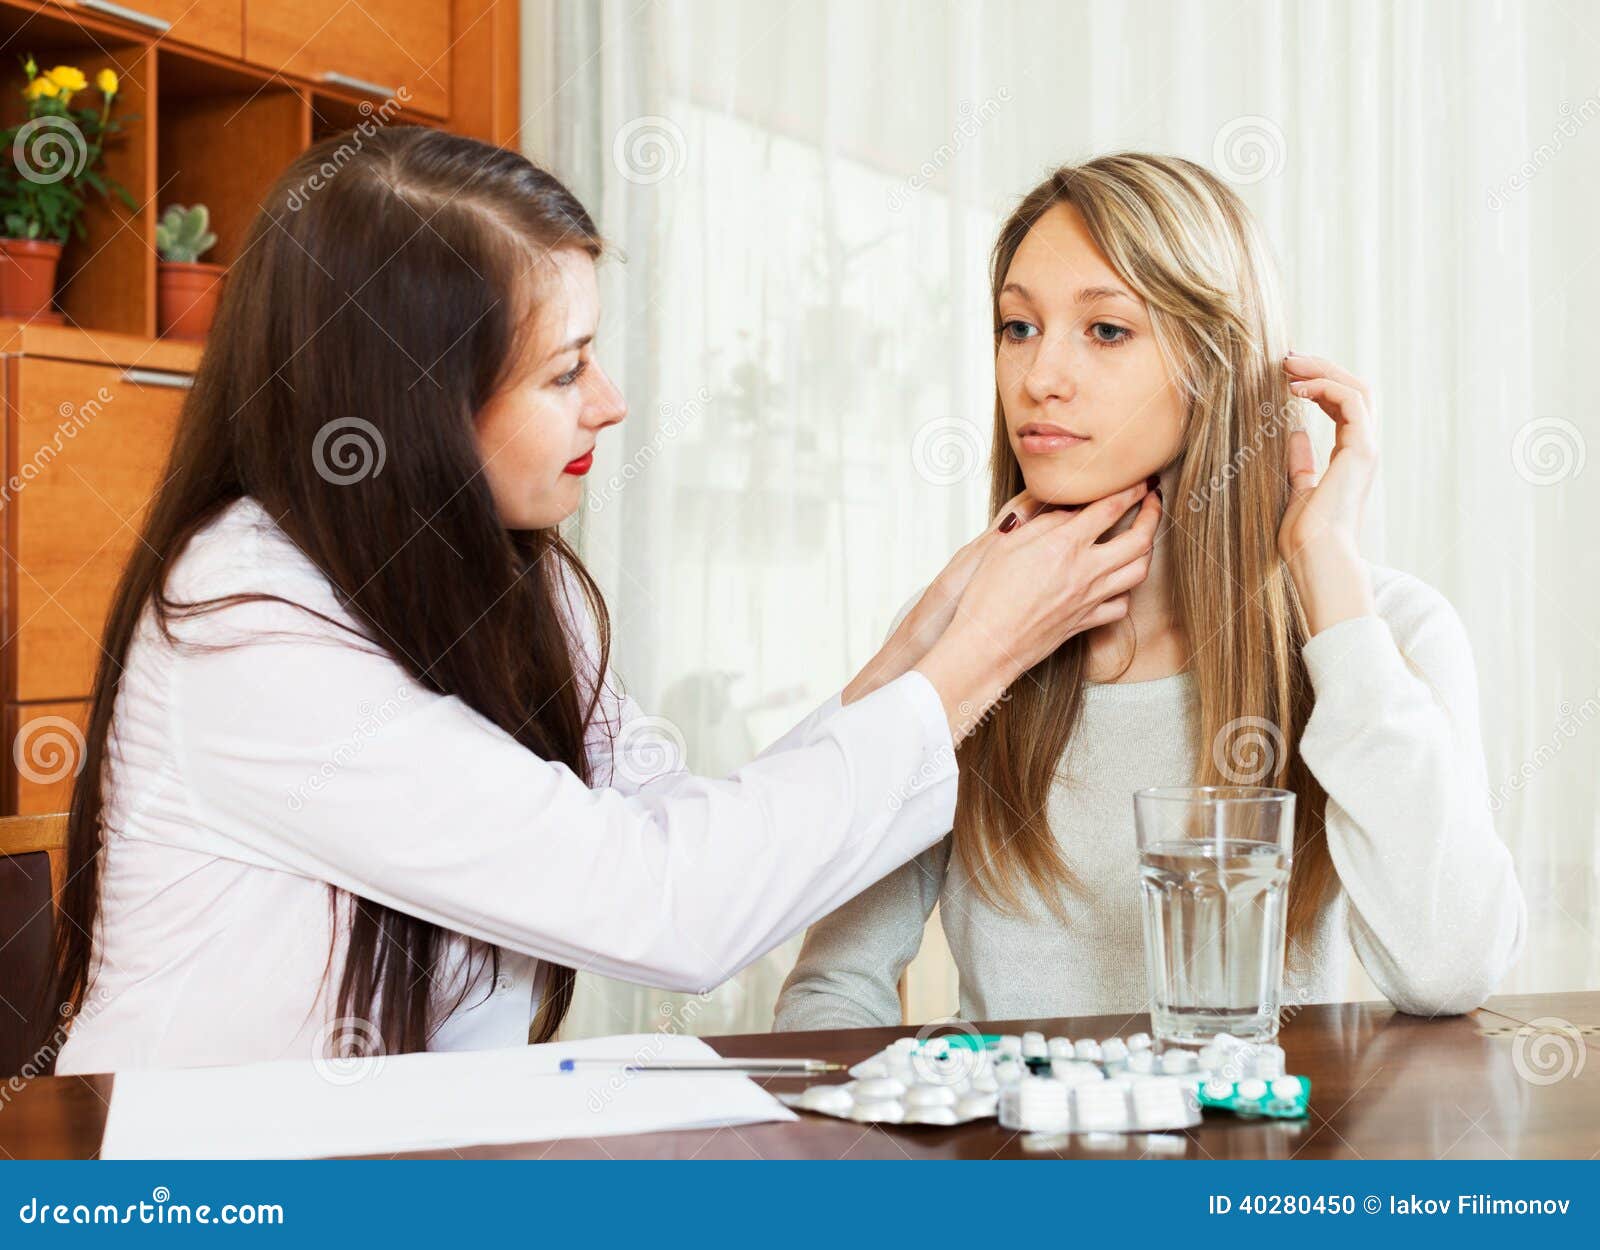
[473, 249, 626, 530]
[995, 202, 1186, 504]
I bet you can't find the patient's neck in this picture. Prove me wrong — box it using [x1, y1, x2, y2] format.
[1083, 476, 1187, 684]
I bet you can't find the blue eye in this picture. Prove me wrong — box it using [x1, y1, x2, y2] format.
[1091, 322, 1132, 347]
[999, 319, 1038, 342]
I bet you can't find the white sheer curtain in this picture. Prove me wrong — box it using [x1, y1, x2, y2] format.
[521, 0, 1600, 1037]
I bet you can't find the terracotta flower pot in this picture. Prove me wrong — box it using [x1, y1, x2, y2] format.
[0, 238, 65, 324]
[158, 260, 226, 340]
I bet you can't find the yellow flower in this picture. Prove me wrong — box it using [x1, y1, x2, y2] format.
[96, 68, 118, 98]
[24, 76, 60, 101]
[46, 65, 87, 93]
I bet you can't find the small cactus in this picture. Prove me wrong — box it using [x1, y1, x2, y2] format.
[156, 203, 217, 264]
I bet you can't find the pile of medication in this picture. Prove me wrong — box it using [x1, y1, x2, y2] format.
[779, 1029, 1310, 1133]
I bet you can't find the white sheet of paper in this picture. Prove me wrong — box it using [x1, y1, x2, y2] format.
[99, 1033, 796, 1159]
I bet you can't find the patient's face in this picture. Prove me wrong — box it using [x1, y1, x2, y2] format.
[995, 202, 1186, 504]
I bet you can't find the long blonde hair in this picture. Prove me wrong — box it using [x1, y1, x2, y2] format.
[957, 153, 1336, 968]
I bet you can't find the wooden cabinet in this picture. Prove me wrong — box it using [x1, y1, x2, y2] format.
[0, 0, 521, 811]
[0, 326, 201, 815]
[6, 356, 189, 701]
[245, 0, 451, 118]
[63, 0, 245, 59]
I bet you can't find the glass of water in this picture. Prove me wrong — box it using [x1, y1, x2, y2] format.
[1133, 786, 1296, 1047]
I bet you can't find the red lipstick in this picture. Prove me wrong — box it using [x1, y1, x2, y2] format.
[563, 452, 594, 476]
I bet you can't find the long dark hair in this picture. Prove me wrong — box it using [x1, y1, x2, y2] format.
[50, 126, 611, 1058]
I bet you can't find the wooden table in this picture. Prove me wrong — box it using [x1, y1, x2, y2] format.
[5, 992, 1597, 1160]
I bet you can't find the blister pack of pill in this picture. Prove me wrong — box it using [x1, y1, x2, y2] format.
[779, 1028, 1310, 1133]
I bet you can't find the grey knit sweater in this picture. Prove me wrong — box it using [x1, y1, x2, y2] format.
[774, 565, 1526, 1029]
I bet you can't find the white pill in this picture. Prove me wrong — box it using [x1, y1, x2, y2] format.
[1197, 1045, 1225, 1072]
[1073, 1082, 1132, 1132]
[1203, 1078, 1235, 1100]
[849, 1099, 905, 1123]
[1237, 1078, 1268, 1101]
[889, 1037, 918, 1054]
[1126, 1051, 1156, 1074]
[921, 1036, 950, 1057]
[1131, 1077, 1196, 1130]
[1050, 1060, 1106, 1087]
[1255, 1045, 1287, 1078]
[853, 1058, 888, 1080]
[854, 1077, 908, 1100]
[956, 1092, 998, 1119]
[1126, 1032, 1152, 1052]
[1143, 1132, 1188, 1156]
[998, 1035, 1024, 1056]
[1270, 1076, 1303, 1100]
[1100, 1038, 1129, 1062]
[1073, 1038, 1103, 1061]
[1048, 1037, 1075, 1059]
[1159, 1050, 1196, 1074]
[798, 1085, 854, 1115]
[1021, 1031, 1047, 1058]
[904, 1106, 959, 1126]
[905, 1084, 957, 1109]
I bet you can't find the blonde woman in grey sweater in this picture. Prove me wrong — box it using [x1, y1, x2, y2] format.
[776, 155, 1525, 1030]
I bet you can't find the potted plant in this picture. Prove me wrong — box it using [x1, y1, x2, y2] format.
[0, 56, 134, 322]
[155, 204, 222, 340]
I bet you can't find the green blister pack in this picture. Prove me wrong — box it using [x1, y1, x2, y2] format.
[1196, 1073, 1310, 1119]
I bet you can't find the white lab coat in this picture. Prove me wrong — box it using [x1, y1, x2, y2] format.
[55, 497, 956, 1073]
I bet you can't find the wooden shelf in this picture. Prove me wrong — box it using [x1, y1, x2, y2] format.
[0, 0, 518, 345]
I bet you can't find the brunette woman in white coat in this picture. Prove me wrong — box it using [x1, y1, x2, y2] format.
[48, 127, 1160, 1072]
